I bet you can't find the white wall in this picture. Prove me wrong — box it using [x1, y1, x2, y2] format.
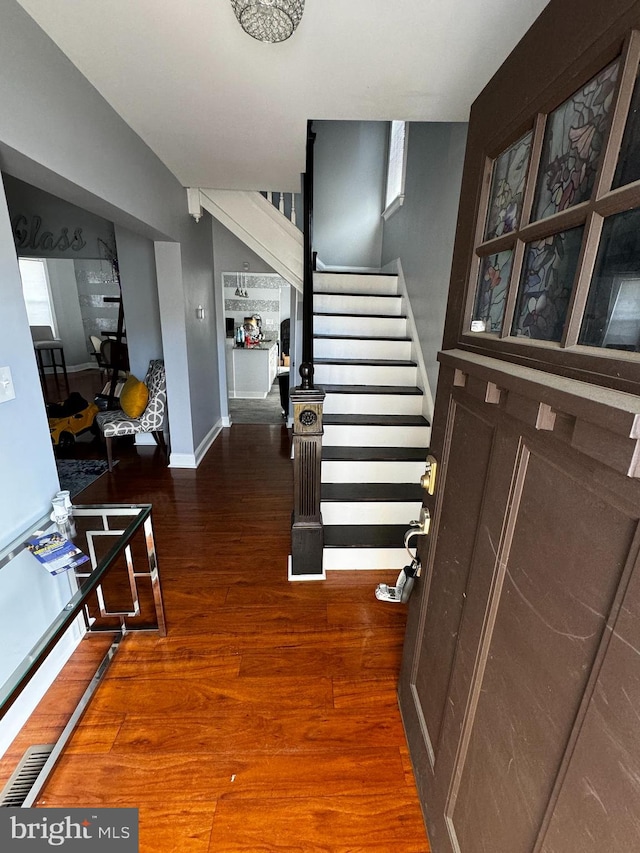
[313, 120, 387, 269]
[382, 122, 468, 401]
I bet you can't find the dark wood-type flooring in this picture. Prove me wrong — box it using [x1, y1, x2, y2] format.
[1, 384, 429, 852]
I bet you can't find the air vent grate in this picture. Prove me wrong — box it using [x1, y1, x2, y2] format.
[0, 744, 54, 807]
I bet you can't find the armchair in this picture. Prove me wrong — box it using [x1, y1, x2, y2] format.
[95, 359, 167, 471]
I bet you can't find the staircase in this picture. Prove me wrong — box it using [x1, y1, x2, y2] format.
[314, 271, 431, 571]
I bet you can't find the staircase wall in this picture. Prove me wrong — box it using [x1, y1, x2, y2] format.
[381, 122, 468, 402]
[313, 120, 387, 269]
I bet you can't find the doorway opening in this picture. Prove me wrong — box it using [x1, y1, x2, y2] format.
[222, 271, 291, 424]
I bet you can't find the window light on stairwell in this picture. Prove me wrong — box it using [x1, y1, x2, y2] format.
[384, 121, 408, 219]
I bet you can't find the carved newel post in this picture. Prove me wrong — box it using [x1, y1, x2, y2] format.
[290, 363, 325, 576]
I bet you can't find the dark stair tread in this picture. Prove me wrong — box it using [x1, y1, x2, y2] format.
[322, 483, 423, 502]
[322, 446, 427, 461]
[314, 312, 407, 320]
[324, 525, 409, 548]
[324, 414, 429, 426]
[314, 291, 401, 299]
[315, 358, 416, 367]
[314, 271, 396, 277]
[314, 334, 411, 342]
[321, 384, 423, 395]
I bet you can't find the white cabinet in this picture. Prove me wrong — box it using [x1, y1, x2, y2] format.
[227, 340, 278, 399]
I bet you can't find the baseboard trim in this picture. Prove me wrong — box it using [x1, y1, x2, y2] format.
[169, 452, 197, 469]
[288, 555, 326, 582]
[195, 418, 223, 466]
[222, 416, 231, 428]
[169, 418, 223, 469]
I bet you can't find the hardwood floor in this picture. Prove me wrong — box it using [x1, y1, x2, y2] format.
[1, 424, 429, 852]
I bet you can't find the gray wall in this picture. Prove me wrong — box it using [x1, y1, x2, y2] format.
[2, 173, 115, 259]
[0, 0, 222, 749]
[212, 218, 276, 277]
[115, 225, 163, 381]
[314, 121, 387, 269]
[382, 122, 468, 401]
[183, 212, 221, 450]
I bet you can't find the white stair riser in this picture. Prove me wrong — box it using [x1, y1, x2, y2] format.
[314, 293, 403, 317]
[322, 500, 422, 526]
[315, 315, 408, 338]
[324, 392, 423, 416]
[324, 424, 431, 448]
[315, 363, 417, 386]
[314, 273, 398, 296]
[314, 337, 412, 361]
[322, 459, 425, 484]
[323, 547, 408, 571]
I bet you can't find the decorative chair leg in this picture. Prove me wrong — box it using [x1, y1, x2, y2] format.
[152, 430, 167, 457]
[106, 436, 114, 472]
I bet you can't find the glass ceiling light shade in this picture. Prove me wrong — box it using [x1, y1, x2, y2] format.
[231, 0, 305, 43]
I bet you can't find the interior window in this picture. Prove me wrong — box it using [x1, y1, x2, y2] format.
[18, 257, 56, 332]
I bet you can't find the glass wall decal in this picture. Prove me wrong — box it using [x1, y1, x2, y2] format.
[613, 72, 640, 189]
[484, 132, 533, 240]
[533, 62, 620, 221]
[472, 250, 514, 333]
[579, 208, 640, 352]
[513, 226, 584, 341]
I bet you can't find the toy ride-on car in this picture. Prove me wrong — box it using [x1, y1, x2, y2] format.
[48, 392, 100, 452]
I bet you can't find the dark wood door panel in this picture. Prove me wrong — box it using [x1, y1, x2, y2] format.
[413, 399, 496, 764]
[448, 446, 638, 853]
[541, 546, 640, 853]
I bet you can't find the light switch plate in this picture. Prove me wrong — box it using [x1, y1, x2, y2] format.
[0, 366, 16, 403]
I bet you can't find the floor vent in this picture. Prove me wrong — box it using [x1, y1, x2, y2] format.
[0, 745, 54, 807]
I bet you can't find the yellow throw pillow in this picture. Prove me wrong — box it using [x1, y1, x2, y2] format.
[120, 375, 149, 418]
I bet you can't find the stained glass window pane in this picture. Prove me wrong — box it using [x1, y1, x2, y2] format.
[579, 208, 640, 352]
[613, 72, 640, 189]
[533, 62, 620, 221]
[513, 227, 584, 341]
[484, 132, 533, 240]
[472, 251, 514, 333]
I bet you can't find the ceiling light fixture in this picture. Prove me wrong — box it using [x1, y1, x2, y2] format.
[230, 0, 305, 43]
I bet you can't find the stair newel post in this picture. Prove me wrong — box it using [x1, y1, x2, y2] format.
[290, 120, 324, 577]
[290, 382, 325, 576]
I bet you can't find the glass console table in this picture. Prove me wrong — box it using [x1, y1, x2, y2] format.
[0, 504, 166, 806]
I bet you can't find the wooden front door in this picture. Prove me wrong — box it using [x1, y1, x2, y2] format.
[399, 3, 640, 851]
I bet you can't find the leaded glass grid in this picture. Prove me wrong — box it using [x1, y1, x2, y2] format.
[473, 251, 514, 333]
[613, 70, 640, 189]
[513, 227, 585, 341]
[533, 62, 620, 221]
[484, 132, 533, 240]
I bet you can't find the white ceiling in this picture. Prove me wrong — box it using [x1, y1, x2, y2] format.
[16, 0, 551, 191]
